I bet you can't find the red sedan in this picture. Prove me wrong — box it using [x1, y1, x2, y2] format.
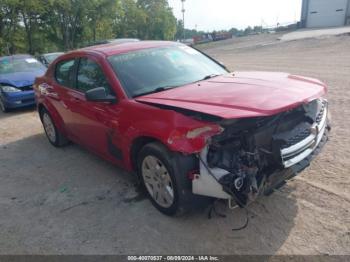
[34, 41, 330, 216]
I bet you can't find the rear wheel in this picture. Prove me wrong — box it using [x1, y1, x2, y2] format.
[41, 108, 69, 147]
[137, 142, 210, 216]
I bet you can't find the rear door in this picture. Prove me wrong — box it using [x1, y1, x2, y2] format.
[48, 58, 78, 132]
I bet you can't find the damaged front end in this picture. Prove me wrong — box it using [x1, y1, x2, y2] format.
[193, 98, 330, 207]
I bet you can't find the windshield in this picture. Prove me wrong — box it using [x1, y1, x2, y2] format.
[0, 57, 46, 74]
[108, 45, 228, 97]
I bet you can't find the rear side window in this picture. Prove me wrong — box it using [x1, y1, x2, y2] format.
[55, 59, 75, 88]
[76, 58, 111, 93]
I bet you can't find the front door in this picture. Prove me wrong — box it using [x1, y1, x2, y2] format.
[66, 56, 120, 158]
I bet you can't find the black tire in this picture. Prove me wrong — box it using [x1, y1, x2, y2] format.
[40, 108, 69, 147]
[137, 142, 211, 216]
[0, 96, 8, 113]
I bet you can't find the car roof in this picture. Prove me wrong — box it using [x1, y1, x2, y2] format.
[43, 52, 64, 56]
[83, 38, 140, 47]
[0, 54, 33, 61]
[76, 40, 179, 57]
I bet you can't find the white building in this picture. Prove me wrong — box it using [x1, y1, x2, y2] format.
[301, 0, 350, 28]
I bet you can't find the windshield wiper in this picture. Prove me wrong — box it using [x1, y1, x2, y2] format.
[133, 85, 179, 98]
[195, 74, 221, 83]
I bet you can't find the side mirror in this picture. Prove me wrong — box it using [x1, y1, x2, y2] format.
[85, 87, 117, 103]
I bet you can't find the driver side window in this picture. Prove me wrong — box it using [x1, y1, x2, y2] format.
[76, 58, 111, 94]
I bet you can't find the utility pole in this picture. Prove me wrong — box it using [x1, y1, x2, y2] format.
[181, 0, 186, 41]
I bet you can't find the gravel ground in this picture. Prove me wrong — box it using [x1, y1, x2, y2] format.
[0, 34, 349, 255]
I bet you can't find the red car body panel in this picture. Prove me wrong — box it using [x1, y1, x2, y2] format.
[81, 41, 177, 56]
[136, 72, 327, 119]
[34, 41, 327, 173]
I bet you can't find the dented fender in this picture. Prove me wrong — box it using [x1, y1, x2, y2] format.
[110, 100, 225, 171]
[167, 124, 223, 153]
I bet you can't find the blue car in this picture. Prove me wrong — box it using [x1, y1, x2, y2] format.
[0, 54, 46, 112]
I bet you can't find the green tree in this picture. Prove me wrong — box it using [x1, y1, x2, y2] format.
[175, 19, 184, 40]
[116, 0, 147, 39]
[45, 0, 87, 50]
[18, 0, 47, 54]
[85, 0, 119, 42]
[244, 26, 253, 35]
[0, 0, 179, 55]
[137, 0, 176, 40]
[0, 0, 23, 55]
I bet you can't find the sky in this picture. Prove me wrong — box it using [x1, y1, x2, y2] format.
[168, 0, 303, 31]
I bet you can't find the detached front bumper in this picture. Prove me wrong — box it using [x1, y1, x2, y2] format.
[1, 90, 36, 109]
[193, 124, 330, 200]
[193, 100, 331, 201]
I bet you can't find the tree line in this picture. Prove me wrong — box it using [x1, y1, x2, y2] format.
[0, 0, 178, 55]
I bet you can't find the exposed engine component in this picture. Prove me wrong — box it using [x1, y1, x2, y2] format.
[207, 142, 265, 206]
[202, 98, 329, 207]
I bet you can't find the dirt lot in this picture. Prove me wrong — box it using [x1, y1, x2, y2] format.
[0, 33, 349, 255]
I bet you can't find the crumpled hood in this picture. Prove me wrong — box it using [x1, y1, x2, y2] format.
[0, 70, 45, 88]
[136, 72, 327, 119]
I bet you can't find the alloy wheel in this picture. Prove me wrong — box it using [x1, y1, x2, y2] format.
[42, 113, 56, 143]
[141, 155, 175, 208]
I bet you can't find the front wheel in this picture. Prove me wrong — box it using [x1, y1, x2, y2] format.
[137, 142, 209, 216]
